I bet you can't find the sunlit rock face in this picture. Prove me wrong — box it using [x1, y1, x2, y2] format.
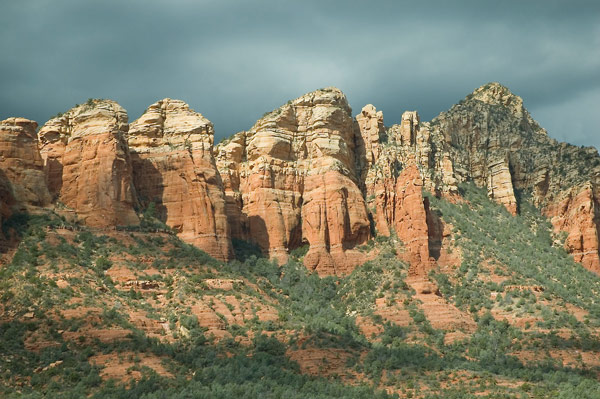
[353, 82, 600, 275]
[0, 117, 51, 240]
[18, 82, 600, 276]
[128, 99, 233, 261]
[38, 100, 139, 228]
[216, 87, 371, 274]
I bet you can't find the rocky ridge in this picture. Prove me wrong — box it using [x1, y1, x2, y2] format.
[1, 83, 600, 275]
[430, 83, 600, 272]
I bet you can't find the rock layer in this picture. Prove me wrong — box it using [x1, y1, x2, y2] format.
[38, 100, 139, 228]
[128, 99, 232, 261]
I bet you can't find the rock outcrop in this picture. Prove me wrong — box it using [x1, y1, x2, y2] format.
[358, 107, 453, 275]
[487, 156, 518, 215]
[38, 100, 139, 228]
[354, 104, 385, 184]
[302, 170, 370, 275]
[430, 82, 600, 272]
[393, 163, 432, 276]
[0, 118, 51, 210]
[354, 82, 600, 274]
[216, 88, 371, 274]
[128, 99, 233, 261]
[543, 184, 600, 273]
[3, 82, 599, 276]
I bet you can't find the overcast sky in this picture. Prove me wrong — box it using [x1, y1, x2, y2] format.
[1, 0, 599, 148]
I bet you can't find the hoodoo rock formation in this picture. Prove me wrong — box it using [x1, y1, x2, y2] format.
[128, 99, 233, 261]
[393, 163, 432, 276]
[2, 82, 600, 275]
[354, 104, 384, 185]
[38, 100, 139, 228]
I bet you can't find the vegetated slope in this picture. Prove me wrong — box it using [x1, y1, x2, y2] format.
[2, 83, 600, 398]
[3, 185, 600, 398]
[0, 211, 390, 399]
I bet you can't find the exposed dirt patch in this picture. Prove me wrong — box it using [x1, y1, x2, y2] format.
[190, 294, 278, 341]
[204, 279, 244, 290]
[129, 310, 168, 339]
[564, 303, 589, 323]
[62, 328, 132, 344]
[490, 308, 544, 331]
[24, 329, 61, 352]
[407, 277, 476, 335]
[61, 306, 104, 319]
[287, 347, 356, 378]
[90, 351, 174, 382]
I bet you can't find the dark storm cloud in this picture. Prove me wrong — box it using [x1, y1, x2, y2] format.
[1, 0, 599, 148]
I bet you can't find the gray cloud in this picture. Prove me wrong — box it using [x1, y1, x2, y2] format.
[1, 0, 599, 147]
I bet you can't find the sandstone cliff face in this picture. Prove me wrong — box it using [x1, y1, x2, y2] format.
[356, 107, 454, 275]
[216, 88, 371, 274]
[128, 99, 233, 261]
[0, 118, 51, 210]
[5, 83, 598, 276]
[354, 104, 384, 185]
[543, 184, 600, 273]
[352, 82, 600, 275]
[393, 163, 432, 276]
[38, 100, 139, 228]
[487, 156, 518, 216]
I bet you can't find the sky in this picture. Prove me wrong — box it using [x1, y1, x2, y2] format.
[1, 0, 599, 147]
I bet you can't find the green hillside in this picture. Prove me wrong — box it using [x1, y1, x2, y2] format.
[2, 185, 600, 398]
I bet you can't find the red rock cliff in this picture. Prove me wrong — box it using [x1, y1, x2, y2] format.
[0, 118, 51, 210]
[393, 163, 432, 276]
[0, 117, 51, 241]
[38, 100, 139, 228]
[128, 99, 233, 261]
[543, 184, 600, 273]
[216, 88, 371, 274]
